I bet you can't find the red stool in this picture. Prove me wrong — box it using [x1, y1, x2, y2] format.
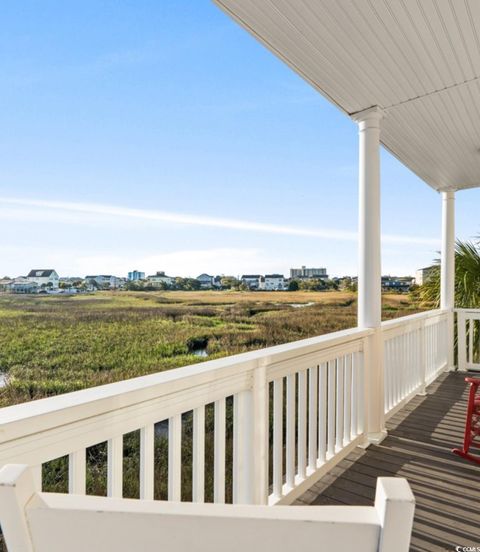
[452, 377, 480, 465]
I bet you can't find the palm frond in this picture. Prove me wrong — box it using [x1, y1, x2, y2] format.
[418, 239, 480, 308]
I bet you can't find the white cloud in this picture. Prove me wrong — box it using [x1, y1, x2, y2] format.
[0, 196, 440, 247]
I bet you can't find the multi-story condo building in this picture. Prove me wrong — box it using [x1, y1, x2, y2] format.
[128, 270, 145, 281]
[290, 266, 328, 280]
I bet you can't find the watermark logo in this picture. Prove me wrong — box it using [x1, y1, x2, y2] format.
[454, 547, 480, 552]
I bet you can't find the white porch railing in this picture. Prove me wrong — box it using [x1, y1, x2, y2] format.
[383, 310, 448, 420]
[456, 308, 480, 371]
[0, 309, 449, 509]
[0, 327, 373, 507]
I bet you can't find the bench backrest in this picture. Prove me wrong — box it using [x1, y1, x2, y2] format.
[0, 465, 415, 552]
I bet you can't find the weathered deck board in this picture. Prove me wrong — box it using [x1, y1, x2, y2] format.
[296, 372, 480, 552]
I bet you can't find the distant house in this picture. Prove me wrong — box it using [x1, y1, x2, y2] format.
[259, 274, 286, 291]
[415, 266, 436, 286]
[196, 274, 214, 289]
[0, 278, 14, 292]
[59, 277, 84, 287]
[26, 269, 59, 289]
[381, 276, 414, 293]
[240, 275, 262, 290]
[85, 275, 124, 290]
[11, 278, 38, 294]
[290, 266, 328, 280]
[147, 271, 175, 288]
[128, 270, 145, 281]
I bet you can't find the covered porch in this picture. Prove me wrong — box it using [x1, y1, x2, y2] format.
[296, 371, 480, 551]
[1, 1, 480, 551]
[1, 306, 478, 551]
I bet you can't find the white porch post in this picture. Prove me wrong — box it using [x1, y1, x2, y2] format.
[440, 190, 455, 370]
[354, 106, 387, 444]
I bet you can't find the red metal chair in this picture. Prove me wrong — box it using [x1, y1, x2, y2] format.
[452, 377, 480, 465]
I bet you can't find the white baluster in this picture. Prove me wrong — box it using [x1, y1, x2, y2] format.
[192, 406, 205, 503]
[344, 354, 352, 444]
[107, 436, 123, 498]
[214, 399, 226, 503]
[336, 357, 345, 451]
[286, 374, 296, 489]
[253, 363, 269, 505]
[327, 360, 336, 458]
[351, 356, 358, 437]
[69, 449, 86, 495]
[318, 363, 327, 462]
[233, 390, 252, 504]
[140, 424, 154, 500]
[357, 351, 365, 435]
[458, 311, 467, 371]
[168, 415, 182, 501]
[308, 367, 318, 471]
[273, 378, 283, 499]
[469, 318, 473, 366]
[297, 371, 307, 480]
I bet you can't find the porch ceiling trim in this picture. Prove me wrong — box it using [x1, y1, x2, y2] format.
[214, 0, 480, 192]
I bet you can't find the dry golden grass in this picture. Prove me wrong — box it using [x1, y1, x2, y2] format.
[134, 289, 411, 306]
[152, 289, 356, 304]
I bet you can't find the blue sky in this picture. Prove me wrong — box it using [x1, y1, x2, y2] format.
[1, 1, 479, 279]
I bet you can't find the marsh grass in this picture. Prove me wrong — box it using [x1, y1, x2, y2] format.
[0, 291, 421, 407]
[0, 290, 423, 534]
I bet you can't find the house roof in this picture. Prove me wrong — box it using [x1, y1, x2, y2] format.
[265, 274, 284, 278]
[13, 278, 37, 285]
[241, 274, 261, 279]
[214, 1, 480, 192]
[27, 270, 57, 278]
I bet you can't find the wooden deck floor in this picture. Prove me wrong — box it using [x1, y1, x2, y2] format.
[296, 372, 480, 552]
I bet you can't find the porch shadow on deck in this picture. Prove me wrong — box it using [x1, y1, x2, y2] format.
[295, 372, 480, 552]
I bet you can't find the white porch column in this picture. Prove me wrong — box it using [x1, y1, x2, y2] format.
[440, 190, 455, 370]
[354, 106, 386, 444]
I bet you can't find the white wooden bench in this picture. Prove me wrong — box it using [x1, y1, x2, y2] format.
[0, 465, 415, 552]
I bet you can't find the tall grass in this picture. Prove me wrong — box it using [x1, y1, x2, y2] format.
[0, 291, 421, 407]
[0, 290, 422, 552]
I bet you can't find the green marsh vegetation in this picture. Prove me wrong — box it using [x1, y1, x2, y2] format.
[0, 290, 423, 511]
[0, 290, 421, 407]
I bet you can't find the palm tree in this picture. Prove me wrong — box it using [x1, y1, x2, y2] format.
[419, 239, 480, 308]
[418, 239, 480, 365]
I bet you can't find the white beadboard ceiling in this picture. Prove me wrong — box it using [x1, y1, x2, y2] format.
[213, 0, 480, 192]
